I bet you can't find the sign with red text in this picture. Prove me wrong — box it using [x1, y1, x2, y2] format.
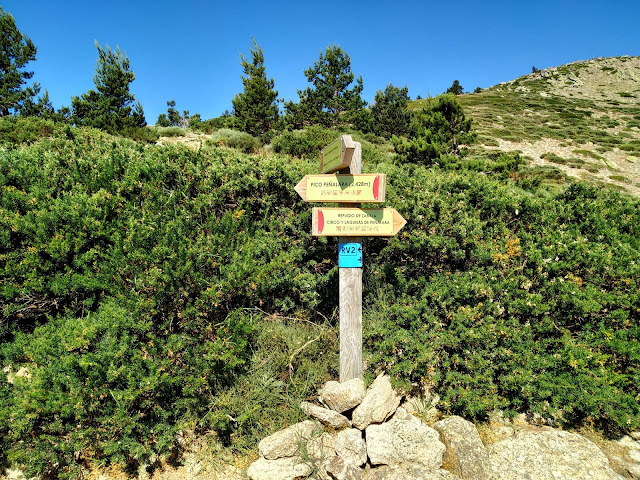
[295, 174, 386, 203]
[312, 207, 406, 237]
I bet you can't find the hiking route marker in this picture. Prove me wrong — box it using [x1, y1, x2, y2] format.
[296, 135, 407, 382]
[295, 174, 386, 203]
[320, 135, 356, 173]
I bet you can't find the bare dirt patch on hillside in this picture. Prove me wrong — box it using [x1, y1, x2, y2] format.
[156, 132, 209, 150]
[486, 137, 640, 197]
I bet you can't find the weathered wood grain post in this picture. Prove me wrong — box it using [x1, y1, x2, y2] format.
[338, 141, 363, 382]
[295, 135, 405, 382]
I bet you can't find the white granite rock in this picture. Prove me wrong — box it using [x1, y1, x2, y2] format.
[618, 435, 640, 463]
[366, 412, 445, 469]
[352, 375, 401, 430]
[319, 378, 366, 413]
[306, 431, 337, 462]
[301, 401, 351, 429]
[325, 455, 364, 480]
[335, 428, 367, 467]
[364, 465, 459, 480]
[487, 429, 624, 480]
[433, 415, 490, 479]
[247, 456, 312, 480]
[258, 420, 318, 460]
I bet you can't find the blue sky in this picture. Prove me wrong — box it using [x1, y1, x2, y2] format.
[3, 0, 639, 124]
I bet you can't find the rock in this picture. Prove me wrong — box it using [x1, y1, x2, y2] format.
[335, 428, 367, 467]
[352, 375, 402, 430]
[366, 412, 445, 470]
[433, 415, 490, 480]
[5, 366, 31, 384]
[325, 455, 364, 480]
[247, 456, 312, 480]
[258, 420, 319, 460]
[490, 426, 515, 442]
[319, 378, 366, 413]
[487, 429, 624, 480]
[628, 464, 640, 480]
[301, 401, 351, 429]
[306, 431, 337, 462]
[627, 464, 640, 480]
[618, 435, 640, 462]
[364, 465, 460, 480]
[630, 431, 640, 442]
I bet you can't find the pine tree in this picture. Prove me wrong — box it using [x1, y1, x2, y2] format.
[71, 42, 145, 133]
[0, 7, 38, 116]
[393, 94, 475, 164]
[156, 100, 190, 127]
[232, 38, 278, 137]
[446, 80, 464, 95]
[285, 45, 365, 127]
[19, 87, 55, 118]
[371, 83, 411, 138]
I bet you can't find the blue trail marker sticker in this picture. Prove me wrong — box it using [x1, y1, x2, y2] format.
[339, 242, 363, 268]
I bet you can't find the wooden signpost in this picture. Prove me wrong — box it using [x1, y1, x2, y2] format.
[297, 135, 406, 382]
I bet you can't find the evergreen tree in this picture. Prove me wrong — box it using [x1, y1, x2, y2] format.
[446, 79, 464, 95]
[156, 113, 170, 127]
[71, 42, 146, 133]
[156, 100, 190, 127]
[285, 45, 365, 127]
[19, 87, 55, 118]
[0, 7, 38, 116]
[232, 38, 278, 137]
[371, 83, 411, 138]
[393, 94, 475, 164]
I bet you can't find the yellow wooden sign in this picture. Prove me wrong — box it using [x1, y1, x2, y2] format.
[295, 174, 386, 203]
[312, 207, 406, 237]
[321, 135, 355, 173]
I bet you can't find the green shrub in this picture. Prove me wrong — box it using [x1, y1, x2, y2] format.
[364, 176, 640, 432]
[270, 125, 335, 158]
[1, 120, 640, 477]
[0, 116, 59, 144]
[1, 300, 254, 478]
[208, 128, 260, 153]
[0, 125, 340, 474]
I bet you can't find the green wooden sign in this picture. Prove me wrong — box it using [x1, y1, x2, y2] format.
[321, 135, 356, 173]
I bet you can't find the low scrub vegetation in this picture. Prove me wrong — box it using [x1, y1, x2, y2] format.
[1, 115, 639, 478]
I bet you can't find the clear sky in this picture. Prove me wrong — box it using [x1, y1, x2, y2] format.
[3, 0, 639, 124]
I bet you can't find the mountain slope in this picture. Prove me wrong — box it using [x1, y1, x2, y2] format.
[415, 56, 640, 195]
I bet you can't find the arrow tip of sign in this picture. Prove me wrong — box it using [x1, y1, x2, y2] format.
[294, 178, 306, 200]
[393, 209, 408, 234]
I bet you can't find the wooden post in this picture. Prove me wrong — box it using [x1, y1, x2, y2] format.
[339, 142, 362, 382]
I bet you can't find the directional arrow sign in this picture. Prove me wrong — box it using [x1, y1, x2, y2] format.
[321, 135, 356, 173]
[295, 174, 386, 203]
[312, 207, 407, 237]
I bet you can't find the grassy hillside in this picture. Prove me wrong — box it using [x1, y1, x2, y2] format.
[411, 56, 640, 196]
[1, 58, 640, 478]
